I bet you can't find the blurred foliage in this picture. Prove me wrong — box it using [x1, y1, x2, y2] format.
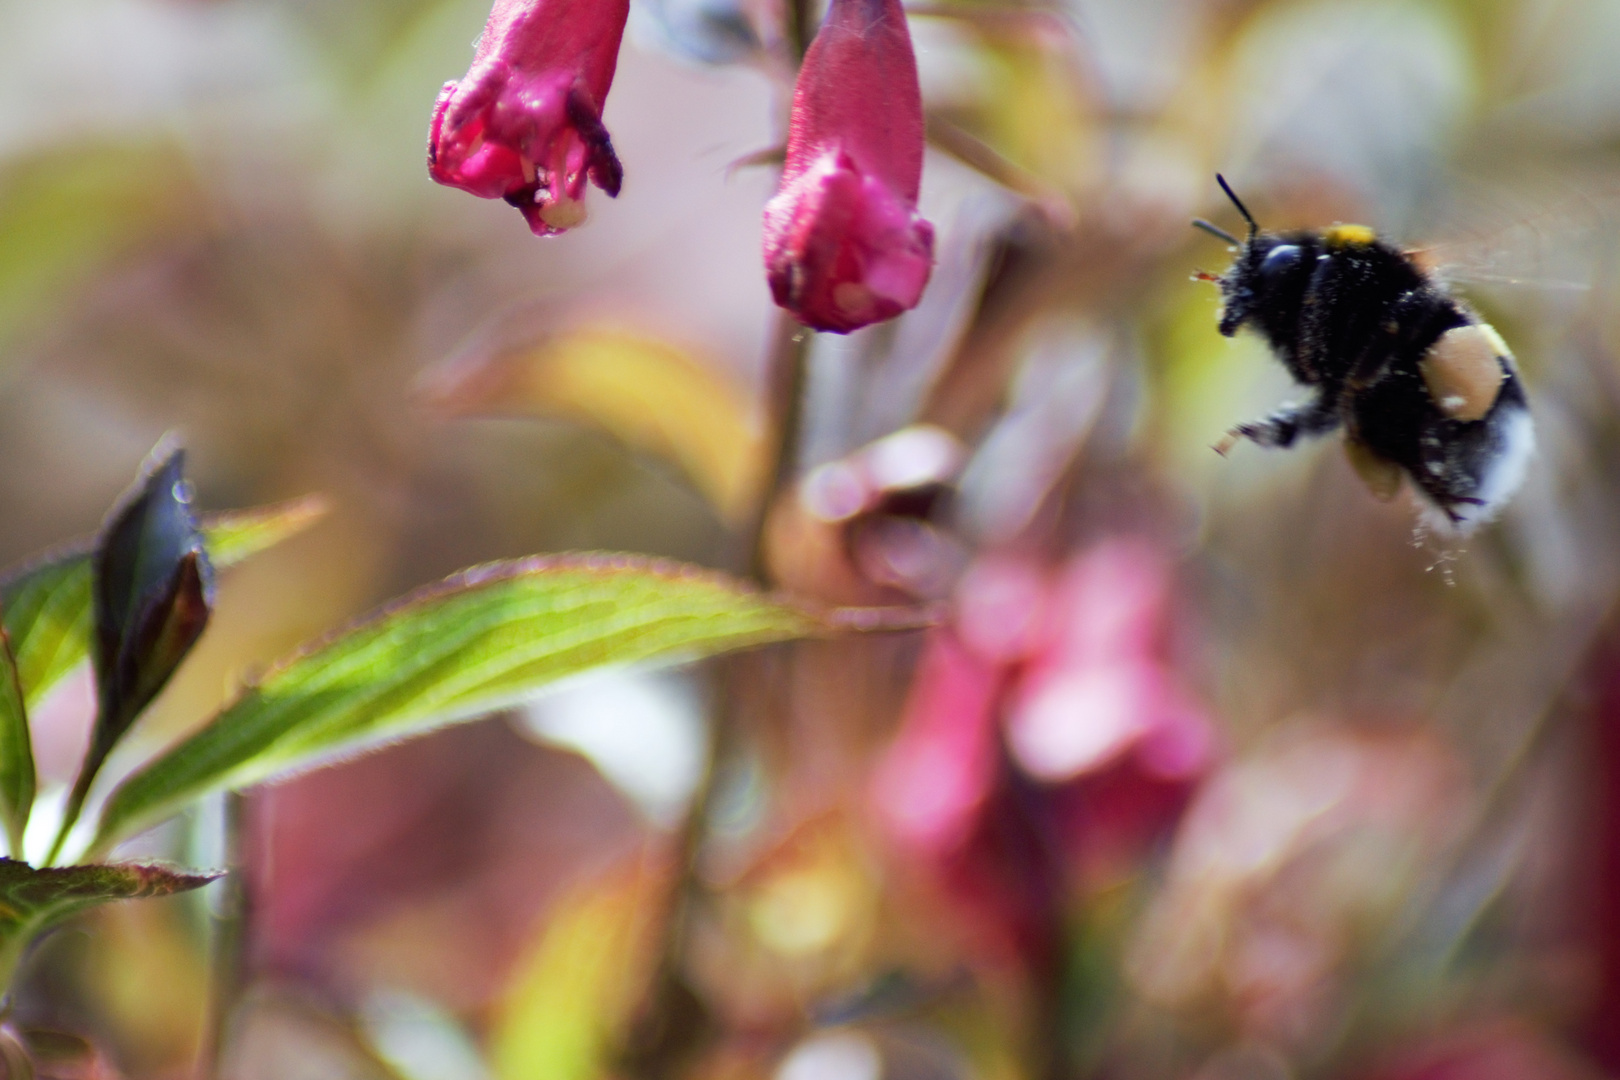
[422, 328, 765, 525]
[1, 0, 1620, 1077]
[490, 861, 661, 1080]
[0, 141, 200, 361]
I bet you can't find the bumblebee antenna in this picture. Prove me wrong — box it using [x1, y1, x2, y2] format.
[1191, 218, 1240, 245]
[1215, 173, 1258, 239]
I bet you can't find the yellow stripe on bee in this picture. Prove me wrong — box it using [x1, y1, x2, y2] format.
[1476, 322, 1514, 361]
[1323, 223, 1377, 247]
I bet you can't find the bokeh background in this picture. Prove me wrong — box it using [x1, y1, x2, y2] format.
[3, 0, 1620, 1077]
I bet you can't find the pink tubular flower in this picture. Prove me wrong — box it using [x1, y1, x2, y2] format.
[762, 0, 935, 333]
[428, 0, 628, 236]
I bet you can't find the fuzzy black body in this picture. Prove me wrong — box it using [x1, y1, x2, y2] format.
[1210, 218, 1533, 532]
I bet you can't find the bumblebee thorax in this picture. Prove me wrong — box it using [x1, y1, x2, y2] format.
[1322, 223, 1377, 248]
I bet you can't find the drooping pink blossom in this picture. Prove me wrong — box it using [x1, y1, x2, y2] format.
[762, 0, 935, 333]
[429, 0, 629, 236]
[871, 632, 1063, 975]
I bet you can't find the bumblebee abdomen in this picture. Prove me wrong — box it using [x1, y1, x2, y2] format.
[1350, 330, 1532, 530]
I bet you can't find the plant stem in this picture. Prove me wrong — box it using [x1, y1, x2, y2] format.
[47, 710, 121, 864]
[624, 3, 818, 1068]
[746, 315, 813, 583]
[44, 774, 92, 867]
[626, 316, 812, 1080]
[784, 0, 816, 64]
[195, 791, 250, 1080]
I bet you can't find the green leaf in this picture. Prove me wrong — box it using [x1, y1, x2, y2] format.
[0, 495, 329, 710]
[202, 494, 331, 569]
[92, 556, 828, 853]
[0, 858, 218, 994]
[1, 554, 91, 715]
[0, 632, 31, 860]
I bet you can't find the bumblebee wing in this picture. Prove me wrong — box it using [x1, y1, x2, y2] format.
[1415, 185, 1619, 295]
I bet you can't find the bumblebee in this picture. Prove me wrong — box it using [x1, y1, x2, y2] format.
[1194, 176, 1534, 534]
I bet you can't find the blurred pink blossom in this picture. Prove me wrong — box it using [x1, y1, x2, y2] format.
[871, 630, 1004, 855]
[762, 0, 935, 333]
[1584, 640, 1620, 1068]
[1002, 542, 1212, 784]
[429, 0, 628, 235]
[873, 538, 1215, 971]
[1360, 1021, 1594, 1080]
[766, 425, 967, 605]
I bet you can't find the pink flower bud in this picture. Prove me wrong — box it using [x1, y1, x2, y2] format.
[762, 0, 935, 333]
[429, 0, 629, 236]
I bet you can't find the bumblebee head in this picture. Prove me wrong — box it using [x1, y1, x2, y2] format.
[1216, 235, 1309, 337]
[1193, 176, 1311, 339]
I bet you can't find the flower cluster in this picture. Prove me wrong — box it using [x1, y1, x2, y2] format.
[430, 0, 934, 329]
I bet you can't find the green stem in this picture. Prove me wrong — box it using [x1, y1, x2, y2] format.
[744, 315, 813, 583]
[626, 313, 813, 1080]
[624, 3, 818, 1068]
[0, 940, 25, 1011]
[43, 769, 94, 868]
[4, 817, 24, 870]
[785, 0, 816, 62]
[195, 791, 249, 1080]
[48, 710, 123, 865]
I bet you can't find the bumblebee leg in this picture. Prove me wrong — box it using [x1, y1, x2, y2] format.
[1215, 396, 1341, 455]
